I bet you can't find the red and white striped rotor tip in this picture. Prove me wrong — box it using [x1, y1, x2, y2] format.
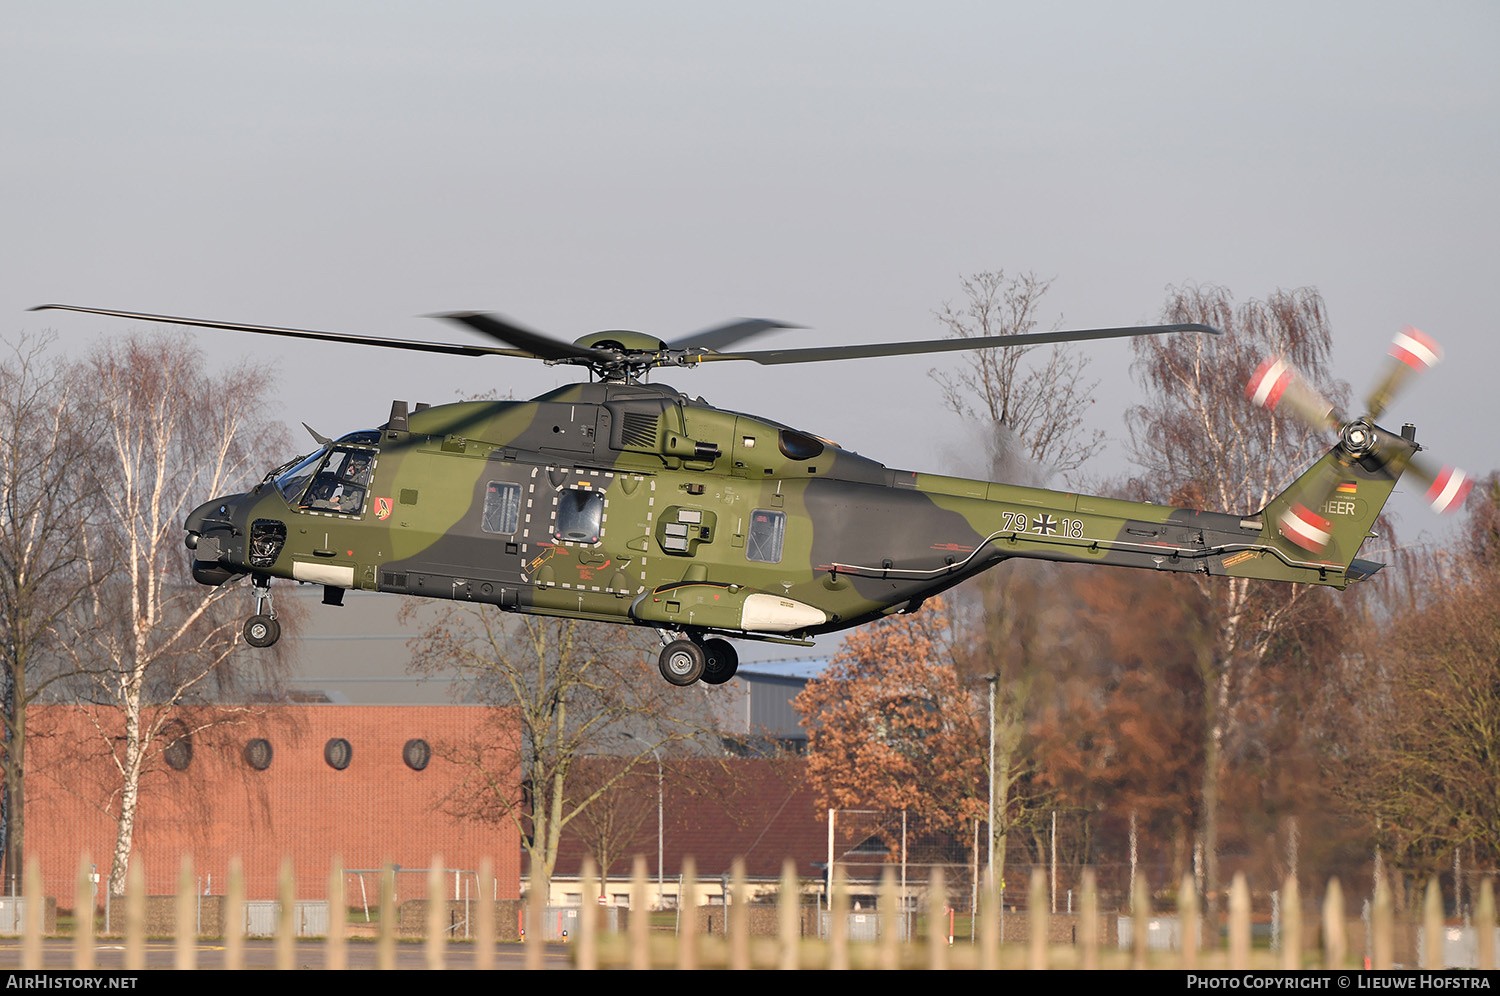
[1390, 327, 1442, 371]
[1426, 466, 1473, 514]
[1247, 357, 1295, 411]
[1278, 503, 1332, 553]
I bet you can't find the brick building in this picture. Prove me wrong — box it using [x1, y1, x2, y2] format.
[24, 704, 521, 906]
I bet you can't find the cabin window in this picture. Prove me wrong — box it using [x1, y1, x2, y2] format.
[482, 482, 522, 534]
[554, 488, 604, 543]
[746, 509, 785, 564]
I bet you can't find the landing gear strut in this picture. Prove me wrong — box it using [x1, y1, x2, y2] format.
[656, 632, 739, 686]
[243, 578, 281, 649]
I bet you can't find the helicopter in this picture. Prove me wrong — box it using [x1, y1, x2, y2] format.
[32, 304, 1470, 687]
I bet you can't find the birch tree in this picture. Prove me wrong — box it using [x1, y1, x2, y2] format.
[1126, 283, 1342, 924]
[0, 334, 102, 893]
[69, 334, 282, 896]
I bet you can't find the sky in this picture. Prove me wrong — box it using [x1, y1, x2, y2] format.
[5, 2, 1497, 657]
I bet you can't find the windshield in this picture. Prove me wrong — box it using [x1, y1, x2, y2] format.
[274, 451, 324, 505]
[274, 445, 377, 513]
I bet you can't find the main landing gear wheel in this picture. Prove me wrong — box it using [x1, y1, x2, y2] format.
[243, 614, 281, 649]
[701, 638, 739, 685]
[658, 639, 705, 686]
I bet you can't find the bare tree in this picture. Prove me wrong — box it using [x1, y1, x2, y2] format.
[1335, 474, 1500, 876]
[931, 270, 1104, 482]
[1126, 283, 1343, 925]
[929, 270, 1105, 888]
[66, 334, 284, 896]
[0, 334, 103, 893]
[562, 760, 657, 896]
[407, 609, 708, 897]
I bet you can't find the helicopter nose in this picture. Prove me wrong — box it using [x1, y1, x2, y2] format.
[185, 494, 249, 586]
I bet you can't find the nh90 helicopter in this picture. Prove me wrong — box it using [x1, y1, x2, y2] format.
[33, 305, 1470, 687]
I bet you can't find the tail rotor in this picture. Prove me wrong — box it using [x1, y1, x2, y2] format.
[1247, 327, 1469, 553]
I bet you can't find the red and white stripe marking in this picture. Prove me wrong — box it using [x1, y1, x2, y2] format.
[1425, 466, 1473, 514]
[1390, 327, 1441, 370]
[1278, 503, 1333, 552]
[1247, 358, 1295, 410]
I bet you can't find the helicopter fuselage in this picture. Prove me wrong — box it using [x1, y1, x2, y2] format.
[186, 378, 1403, 677]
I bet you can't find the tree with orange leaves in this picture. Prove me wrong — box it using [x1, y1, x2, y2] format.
[793, 598, 987, 844]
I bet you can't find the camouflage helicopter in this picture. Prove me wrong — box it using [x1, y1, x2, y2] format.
[33, 305, 1471, 687]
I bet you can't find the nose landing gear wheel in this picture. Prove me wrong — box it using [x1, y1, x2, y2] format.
[243, 614, 281, 648]
[658, 639, 705, 686]
[701, 638, 739, 685]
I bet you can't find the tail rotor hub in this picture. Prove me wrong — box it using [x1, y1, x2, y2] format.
[1340, 419, 1376, 458]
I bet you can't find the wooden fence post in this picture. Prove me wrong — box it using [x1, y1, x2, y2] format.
[425, 854, 445, 970]
[1079, 868, 1098, 972]
[73, 852, 93, 971]
[1373, 871, 1393, 971]
[729, 856, 750, 970]
[475, 856, 495, 971]
[225, 857, 244, 971]
[326, 855, 345, 972]
[1027, 867, 1046, 970]
[630, 854, 650, 970]
[1229, 873, 1250, 970]
[22, 857, 42, 971]
[830, 862, 850, 971]
[678, 856, 699, 971]
[1322, 877, 1345, 970]
[878, 864, 899, 970]
[1282, 875, 1301, 970]
[1476, 878, 1494, 971]
[124, 857, 145, 971]
[778, 857, 800, 970]
[1179, 874, 1199, 970]
[377, 863, 396, 971]
[1422, 877, 1443, 969]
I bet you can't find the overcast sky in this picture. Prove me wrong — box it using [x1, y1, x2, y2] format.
[6, 2, 1496, 577]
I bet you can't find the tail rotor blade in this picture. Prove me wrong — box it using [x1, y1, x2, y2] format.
[1274, 460, 1345, 553]
[1366, 327, 1442, 419]
[1406, 457, 1473, 514]
[1246, 358, 1341, 434]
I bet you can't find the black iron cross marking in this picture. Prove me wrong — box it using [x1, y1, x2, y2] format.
[1032, 514, 1058, 536]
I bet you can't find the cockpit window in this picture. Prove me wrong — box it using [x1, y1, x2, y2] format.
[275, 446, 377, 514]
[338, 429, 382, 445]
[274, 452, 323, 505]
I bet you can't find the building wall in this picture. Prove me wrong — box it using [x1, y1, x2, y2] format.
[25, 704, 521, 906]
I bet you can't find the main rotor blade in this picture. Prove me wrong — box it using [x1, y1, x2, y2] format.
[666, 318, 801, 352]
[1365, 326, 1442, 420]
[435, 311, 606, 362]
[696, 323, 1219, 365]
[30, 304, 534, 359]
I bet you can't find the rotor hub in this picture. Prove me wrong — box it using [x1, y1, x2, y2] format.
[1340, 418, 1377, 457]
